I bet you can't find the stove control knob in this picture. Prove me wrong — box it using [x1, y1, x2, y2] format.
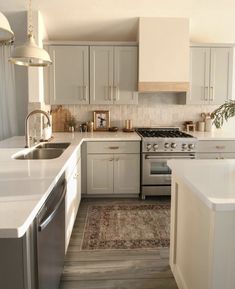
[182, 144, 187, 150]
[164, 143, 170, 149]
[146, 144, 152, 151]
[171, 143, 177, 149]
[153, 144, 158, 151]
[188, 143, 195, 150]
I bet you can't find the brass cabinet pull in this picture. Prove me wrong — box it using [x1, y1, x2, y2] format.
[109, 146, 119, 150]
[216, 145, 225, 150]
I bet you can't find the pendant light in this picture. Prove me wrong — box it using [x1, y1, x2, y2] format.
[0, 12, 14, 41]
[9, 0, 52, 67]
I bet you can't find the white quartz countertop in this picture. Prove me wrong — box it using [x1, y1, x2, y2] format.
[190, 129, 235, 140]
[168, 159, 235, 211]
[0, 131, 141, 238]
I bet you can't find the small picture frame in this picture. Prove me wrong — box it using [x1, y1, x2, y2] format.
[93, 110, 110, 131]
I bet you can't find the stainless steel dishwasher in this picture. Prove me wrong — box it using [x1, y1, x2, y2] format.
[36, 177, 66, 289]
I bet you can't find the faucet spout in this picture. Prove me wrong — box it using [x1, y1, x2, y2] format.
[25, 109, 51, 148]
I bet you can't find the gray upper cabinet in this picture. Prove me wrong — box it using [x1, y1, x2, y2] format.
[49, 46, 89, 104]
[90, 46, 114, 104]
[188, 46, 233, 105]
[90, 46, 138, 105]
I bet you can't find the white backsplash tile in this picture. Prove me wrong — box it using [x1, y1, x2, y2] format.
[53, 94, 218, 130]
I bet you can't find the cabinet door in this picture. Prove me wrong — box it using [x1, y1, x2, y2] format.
[209, 47, 232, 105]
[87, 154, 114, 194]
[90, 46, 114, 104]
[65, 160, 81, 251]
[114, 46, 138, 104]
[49, 46, 89, 104]
[114, 154, 140, 194]
[188, 47, 210, 104]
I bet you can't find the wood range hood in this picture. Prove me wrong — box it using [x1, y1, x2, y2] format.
[138, 17, 190, 93]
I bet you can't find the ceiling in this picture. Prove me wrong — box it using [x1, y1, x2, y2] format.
[1, 0, 235, 42]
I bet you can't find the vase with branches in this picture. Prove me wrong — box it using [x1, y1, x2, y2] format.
[211, 100, 235, 128]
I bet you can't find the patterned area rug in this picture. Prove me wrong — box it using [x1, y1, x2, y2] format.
[81, 201, 170, 250]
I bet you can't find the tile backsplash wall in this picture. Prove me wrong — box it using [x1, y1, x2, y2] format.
[54, 94, 218, 129]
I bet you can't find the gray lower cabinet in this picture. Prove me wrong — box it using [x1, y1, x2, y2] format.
[196, 140, 235, 159]
[86, 141, 140, 195]
[0, 224, 36, 289]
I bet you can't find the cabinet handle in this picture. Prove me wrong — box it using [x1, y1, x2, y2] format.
[83, 85, 88, 101]
[209, 87, 214, 101]
[113, 85, 119, 101]
[216, 145, 225, 150]
[109, 158, 113, 161]
[204, 86, 209, 101]
[109, 146, 119, 150]
[109, 85, 112, 101]
[115, 158, 119, 161]
[73, 172, 80, 179]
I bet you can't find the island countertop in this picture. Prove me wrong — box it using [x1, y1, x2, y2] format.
[0, 132, 141, 238]
[168, 159, 235, 211]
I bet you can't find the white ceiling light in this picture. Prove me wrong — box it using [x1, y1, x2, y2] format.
[0, 12, 14, 41]
[9, 0, 52, 67]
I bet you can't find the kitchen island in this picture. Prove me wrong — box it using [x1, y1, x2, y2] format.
[168, 159, 235, 289]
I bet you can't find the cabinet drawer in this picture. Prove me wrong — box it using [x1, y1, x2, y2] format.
[87, 141, 140, 154]
[196, 152, 235, 159]
[197, 141, 235, 153]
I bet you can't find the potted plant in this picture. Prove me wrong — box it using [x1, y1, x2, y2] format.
[211, 100, 235, 128]
[67, 117, 77, 132]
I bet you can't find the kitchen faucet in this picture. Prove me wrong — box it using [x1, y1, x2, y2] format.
[25, 109, 51, 148]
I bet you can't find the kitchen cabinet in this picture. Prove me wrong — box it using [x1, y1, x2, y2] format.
[196, 140, 235, 159]
[170, 171, 235, 289]
[65, 151, 81, 251]
[48, 45, 89, 104]
[90, 46, 138, 104]
[87, 141, 140, 195]
[188, 46, 233, 105]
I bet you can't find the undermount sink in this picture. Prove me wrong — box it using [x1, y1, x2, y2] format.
[36, 142, 71, 149]
[14, 148, 65, 160]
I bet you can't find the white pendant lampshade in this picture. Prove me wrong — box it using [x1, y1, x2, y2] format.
[0, 12, 14, 41]
[9, 34, 52, 67]
[9, 0, 52, 67]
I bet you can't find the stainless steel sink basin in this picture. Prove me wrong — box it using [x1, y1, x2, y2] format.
[36, 142, 71, 149]
[14, 148, 65, 160]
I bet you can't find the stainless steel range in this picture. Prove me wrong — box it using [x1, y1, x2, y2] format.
[136, 127, 197, 199]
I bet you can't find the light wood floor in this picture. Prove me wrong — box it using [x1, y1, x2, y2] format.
[59, 198, 178, 289]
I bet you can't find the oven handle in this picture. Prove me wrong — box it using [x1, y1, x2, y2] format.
[145, 155, 195, 160]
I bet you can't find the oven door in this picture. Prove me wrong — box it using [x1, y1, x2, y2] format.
[142, 153, 195, 185]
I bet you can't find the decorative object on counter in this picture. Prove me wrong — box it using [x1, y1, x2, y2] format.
[205, 113, 213, 132]
[109, 127, 118, 132]
[211, 100, 235, 128]
[81, 201, 170, 250]
[93, 110, 110, 131]
[87, 121, 94, 132]
[197, 121, 205, 132]
[80, 122, 88, 132]
[9, 0, 52, 67]
[124, 119, 133, 130]
[66, 117, 77, 132]
[184, 121, 196, 132]
[51, 106, 71, 132]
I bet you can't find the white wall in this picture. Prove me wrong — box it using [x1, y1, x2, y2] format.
[6, 11, 28, 135]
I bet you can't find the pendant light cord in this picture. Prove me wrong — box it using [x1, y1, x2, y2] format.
[27, 0, 33, 36]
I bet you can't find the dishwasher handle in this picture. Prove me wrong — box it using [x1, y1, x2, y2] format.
[38, 181, 66, 232]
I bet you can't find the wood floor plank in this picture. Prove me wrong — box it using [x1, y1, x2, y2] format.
[60, 278, 178, 289]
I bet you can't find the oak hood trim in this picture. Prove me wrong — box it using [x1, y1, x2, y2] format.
[138, 82, 189, 92]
